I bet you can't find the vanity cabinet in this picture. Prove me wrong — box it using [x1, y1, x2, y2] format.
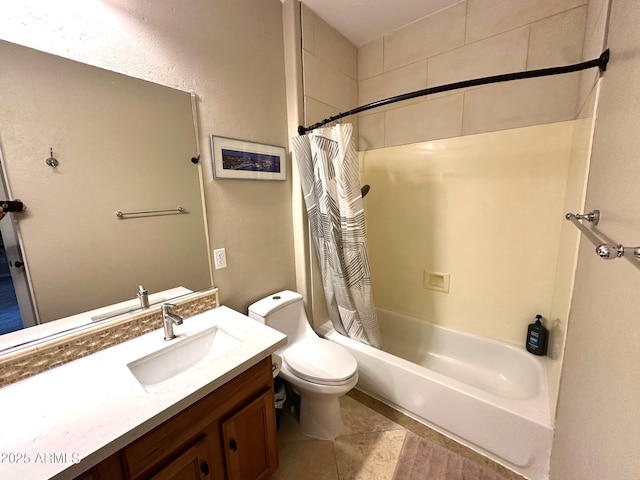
[77, 357, 278, 480]
[146, 437, 211, 480]
[75, 454, 126, 480]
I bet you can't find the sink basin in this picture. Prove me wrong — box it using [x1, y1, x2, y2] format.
[127, 326, 242, 391]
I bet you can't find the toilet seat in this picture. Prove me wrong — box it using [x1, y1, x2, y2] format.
[283, 338, 357, 386]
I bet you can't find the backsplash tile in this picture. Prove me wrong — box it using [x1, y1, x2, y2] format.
[0, 289, 219, 388]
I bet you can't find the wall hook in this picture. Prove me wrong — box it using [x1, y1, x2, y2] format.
[45, 148, 59, 168]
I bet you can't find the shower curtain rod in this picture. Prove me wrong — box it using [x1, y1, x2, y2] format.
[297, 49, 610, 135]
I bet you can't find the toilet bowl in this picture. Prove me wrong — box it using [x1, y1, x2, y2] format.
[248, 290, 358, 440]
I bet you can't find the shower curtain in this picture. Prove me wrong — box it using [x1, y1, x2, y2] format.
[292, 123, 381, 348]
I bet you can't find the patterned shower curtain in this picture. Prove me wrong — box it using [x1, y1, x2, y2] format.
[292, 123, 381, 348]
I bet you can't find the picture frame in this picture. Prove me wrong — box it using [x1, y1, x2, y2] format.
[210, 135, 287, 181]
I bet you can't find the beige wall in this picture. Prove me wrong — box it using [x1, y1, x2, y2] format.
[0, 0, 296, 314]
[361, 122, 575, 345]
[550, 0, 640, 478]
[358, 0, 590, 150]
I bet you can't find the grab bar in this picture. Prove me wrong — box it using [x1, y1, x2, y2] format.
[565, 210, 640, 260]
[115, 207, 187, 219]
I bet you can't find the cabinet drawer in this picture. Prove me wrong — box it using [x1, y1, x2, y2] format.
[149, 436, 210, 480]
[74, 453, 125, 480]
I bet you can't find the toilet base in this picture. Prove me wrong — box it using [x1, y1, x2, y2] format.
[276, 358, 358, 441]
[299, 393, 344, 440]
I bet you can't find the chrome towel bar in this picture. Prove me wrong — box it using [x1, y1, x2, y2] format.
[115, 207, 187, 219]
[565, 210, 640, 260]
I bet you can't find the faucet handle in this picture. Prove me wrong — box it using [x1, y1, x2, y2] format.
[162, 303, 176, 314]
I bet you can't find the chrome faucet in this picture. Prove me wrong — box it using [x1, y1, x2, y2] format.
[162, 303, 183, 341]
[137, 285, 149, 309]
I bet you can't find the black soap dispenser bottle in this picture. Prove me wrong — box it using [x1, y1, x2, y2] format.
[526, 314, 548, 356]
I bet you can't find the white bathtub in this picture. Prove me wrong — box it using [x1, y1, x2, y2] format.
[317, 308, 553, 480]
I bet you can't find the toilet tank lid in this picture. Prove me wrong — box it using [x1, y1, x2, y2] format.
[248, 290, 303, 318]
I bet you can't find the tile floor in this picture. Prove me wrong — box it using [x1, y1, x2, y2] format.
[273, 390, 524, 480]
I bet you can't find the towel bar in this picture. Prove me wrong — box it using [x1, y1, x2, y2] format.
[565, 210, 640, 260]
[115, 207, 187, 219]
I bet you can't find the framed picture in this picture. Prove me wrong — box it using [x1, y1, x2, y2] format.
[210, 135, 286, 181]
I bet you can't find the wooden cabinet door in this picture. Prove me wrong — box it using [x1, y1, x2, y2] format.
[222, 389, 278, 480]
[74, 453, 125, 480]
[150, 437, 212, 480]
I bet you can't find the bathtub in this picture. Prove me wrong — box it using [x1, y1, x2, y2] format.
[317, 308, 553, 480]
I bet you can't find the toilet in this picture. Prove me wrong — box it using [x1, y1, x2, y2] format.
[248, 290, 358, 440]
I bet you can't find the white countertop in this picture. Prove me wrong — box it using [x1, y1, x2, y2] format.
[0, 306, 287, 480]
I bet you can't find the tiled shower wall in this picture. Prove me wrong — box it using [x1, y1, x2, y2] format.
[300, 4, 358, 132]
[357, 0, 590, 150]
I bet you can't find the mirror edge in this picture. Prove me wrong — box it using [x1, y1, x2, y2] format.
[0, 286, 220, 358]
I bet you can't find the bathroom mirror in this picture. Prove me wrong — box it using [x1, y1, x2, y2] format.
[0, 40, 212, 341]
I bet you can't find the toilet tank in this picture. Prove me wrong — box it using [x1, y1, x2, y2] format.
[248, 290, 313, 344]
